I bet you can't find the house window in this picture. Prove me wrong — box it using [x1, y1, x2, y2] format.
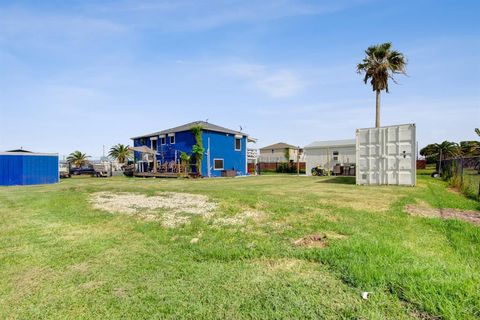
[235, 138, 241, 151]
[214, 159, 224, 170]
[160, 137, 166, 145]
[333, 151, 339, 161]
[140, 138, 147, 145]
[151, 139, 157, 151]
[169, 135, 175, 144]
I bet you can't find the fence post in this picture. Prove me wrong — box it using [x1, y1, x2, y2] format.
[460, 158, 463, 185]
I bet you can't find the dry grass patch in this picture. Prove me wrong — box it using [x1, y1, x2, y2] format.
[89, 191, 217, 227]
[405, 202, 480, 226]
[212, 210, 264, 227]
[10, 267, 56, 300]
[257, 258, 304, 272]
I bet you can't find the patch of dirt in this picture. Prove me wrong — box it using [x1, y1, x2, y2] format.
[294, 232, 347, 248]
[410, 309, 441, 320]
[89, 192, 217, 227]
[405, 203, 480, 226]
[294, 234, 328, 248]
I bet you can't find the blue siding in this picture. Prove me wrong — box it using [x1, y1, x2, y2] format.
[202, 131, 247, 177]
[133, 129, 247, 177]
[0, 154, 59, 186]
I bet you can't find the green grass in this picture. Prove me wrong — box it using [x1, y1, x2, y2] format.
[1, 175, 479, 319]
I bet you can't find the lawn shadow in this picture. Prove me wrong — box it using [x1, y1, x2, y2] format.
[315, 177, 356, 185]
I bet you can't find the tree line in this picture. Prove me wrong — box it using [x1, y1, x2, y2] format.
[66, 144, 132, 168]
[420, 129, 480, 163]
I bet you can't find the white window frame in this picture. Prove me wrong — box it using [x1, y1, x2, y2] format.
[213, 158, 224, 170]
[160, 137, 166, 145]
[235, 138, 241, 151]
[169, 135, 175, 144]
[150, 137, 158, 151]
[333, 151, 339, 161]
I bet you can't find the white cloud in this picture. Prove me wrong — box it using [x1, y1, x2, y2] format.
[88, 0, 370, 32]
[225, 63, 304, 98]
[254, 70, 303, 98]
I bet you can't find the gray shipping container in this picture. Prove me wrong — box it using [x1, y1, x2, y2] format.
[356, 124, 416, 186]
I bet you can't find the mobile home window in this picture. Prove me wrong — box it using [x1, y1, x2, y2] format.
[214, 159, 224, 170]
[160, 137, 166, 145]
[169, 135, 175, 144]
[333, 151, 339, 161]
[235, 138, 241, 151]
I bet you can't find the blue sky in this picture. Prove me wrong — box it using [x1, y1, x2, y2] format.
[0, 0, 479, 158]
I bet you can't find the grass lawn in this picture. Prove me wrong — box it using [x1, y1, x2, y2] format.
[1, 175, 479, 319]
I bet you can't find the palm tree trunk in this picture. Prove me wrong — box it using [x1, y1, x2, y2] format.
[375, 89, 381, 128]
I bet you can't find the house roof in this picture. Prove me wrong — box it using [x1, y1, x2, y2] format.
[260, 142, 299, 150]
[304, 139, 355, 149]
[131, 121, 247, 139]
[6, 149, 32, 153]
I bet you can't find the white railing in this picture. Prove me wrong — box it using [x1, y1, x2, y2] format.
[247, 148, 258, 160]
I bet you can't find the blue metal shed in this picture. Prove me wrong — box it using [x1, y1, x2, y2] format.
[0, 151, 59, 186]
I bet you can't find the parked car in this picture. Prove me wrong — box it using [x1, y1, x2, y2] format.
[70, 165, 97, 176]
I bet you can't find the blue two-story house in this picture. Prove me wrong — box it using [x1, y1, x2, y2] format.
[131, 121, 253, 177]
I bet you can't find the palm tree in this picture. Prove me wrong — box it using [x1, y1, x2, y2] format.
[357, 42, 407, 128]
[108, 144, 132, 164]
[460, 141, 480, 157]
[420, 141, 460, 161]
[67, 151, 90, 168]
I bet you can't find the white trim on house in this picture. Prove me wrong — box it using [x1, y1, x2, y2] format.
[213, 158, 224, 170]
[169, 135, 175, 144]
[235, 137, 241, 151]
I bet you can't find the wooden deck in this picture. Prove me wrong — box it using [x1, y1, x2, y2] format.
[134, 172, 187, 178]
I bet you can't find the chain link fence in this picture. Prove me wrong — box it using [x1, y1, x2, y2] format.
[439, 156, 480, 200]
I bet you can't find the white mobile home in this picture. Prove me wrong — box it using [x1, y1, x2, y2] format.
[304, 139, 355, 176]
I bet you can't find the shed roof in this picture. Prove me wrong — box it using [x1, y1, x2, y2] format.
[304, 139, 355, 149]
[260, 142, 298, 150]
[6, 149, 32, 153]
[131, 121, 247, 139]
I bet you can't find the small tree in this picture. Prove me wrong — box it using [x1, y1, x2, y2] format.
[108, 144, 132, 164]
[284, 148, 290, 162]
[180, 151, 191, 173]
[67, 151, 90, 168]
[191, 125, 204, 175]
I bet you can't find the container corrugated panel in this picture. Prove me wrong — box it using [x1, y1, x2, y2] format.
[356, 124, 416, 186]
[0, 153, 59, 186]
